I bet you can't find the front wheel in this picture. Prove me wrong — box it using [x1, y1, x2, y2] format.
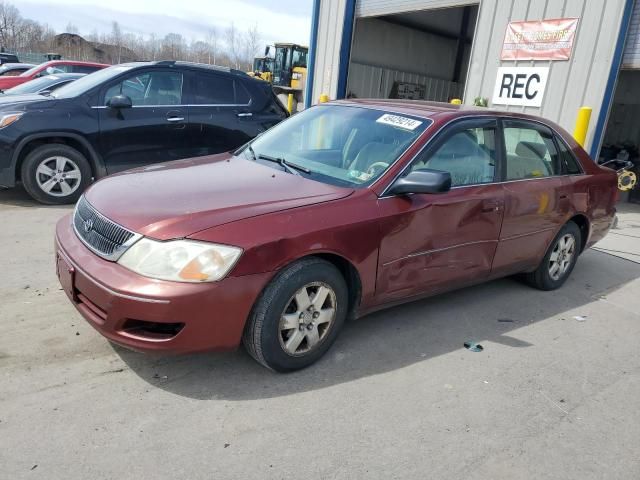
[525, 221, 582, 291]
[243, 258, 348, 372]
[21, 144, 92, 205]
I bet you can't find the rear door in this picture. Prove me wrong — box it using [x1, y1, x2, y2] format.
[184, 71, 249, 157]
[97, 68, 190, 173]
[491, 119, 571, 276]
[376, 118, 505, 302]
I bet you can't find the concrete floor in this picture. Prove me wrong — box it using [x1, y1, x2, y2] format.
[1, 187, 639, 480]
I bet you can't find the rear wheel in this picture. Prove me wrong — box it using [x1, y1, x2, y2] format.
[525, 221, 581, 291]
[21, 144, 91, 205]
[243, 258, 348, 372]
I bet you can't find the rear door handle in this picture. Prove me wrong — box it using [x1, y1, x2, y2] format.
[481, 199, 504, 213]
[237, 112, 253, 118]
[167, 116, 185, 122]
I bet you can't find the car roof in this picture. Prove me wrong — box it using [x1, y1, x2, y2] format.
[41, 60, 109, 67]
[117, 60, 248, 77]
[331, 98, 561, 129]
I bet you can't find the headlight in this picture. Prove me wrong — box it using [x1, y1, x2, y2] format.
[0, 112, 23, 128]
[117, 238, 242, 283]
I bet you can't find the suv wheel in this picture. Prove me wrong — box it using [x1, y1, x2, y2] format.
[243, 258, 348, 372]
[21, 144, 91, 204]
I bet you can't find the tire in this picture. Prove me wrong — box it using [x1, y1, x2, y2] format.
[21, 144, 92, 205]
[243, 257, 349, 372]
[525, 221, 582, 291]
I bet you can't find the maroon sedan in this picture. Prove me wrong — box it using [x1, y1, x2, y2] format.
[55, 100, 617, 371]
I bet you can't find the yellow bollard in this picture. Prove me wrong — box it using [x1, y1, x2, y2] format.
[573, 107, 592, 147]
[319, 93, 329, 103]
[287, 93, 294, 114]
[450, 98, 462, 105]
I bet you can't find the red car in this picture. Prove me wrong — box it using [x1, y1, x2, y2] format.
[0, 60, 107, 91]
[55, 100, 618, 371]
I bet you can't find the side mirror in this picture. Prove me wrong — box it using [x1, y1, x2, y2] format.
[265, 46, 271, 56]
[107, 94, 132, 109]
[387, 169, 452, 195]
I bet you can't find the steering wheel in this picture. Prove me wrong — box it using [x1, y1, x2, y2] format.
[366, 161, 390, 177]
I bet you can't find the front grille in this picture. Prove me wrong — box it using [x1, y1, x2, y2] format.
[73, 196, 139, 260]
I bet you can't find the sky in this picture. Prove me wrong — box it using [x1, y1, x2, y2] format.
[17, 0, 314, 46]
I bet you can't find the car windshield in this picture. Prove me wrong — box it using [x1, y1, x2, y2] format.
[5, 76, 60, 94]
[51, 65, 133, 99]
[242, 105, 429, 188]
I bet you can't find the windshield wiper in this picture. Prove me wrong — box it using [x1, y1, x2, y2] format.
[256, 153, 310, 176]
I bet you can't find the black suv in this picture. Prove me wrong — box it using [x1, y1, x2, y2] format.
[0, 61, 289, 203]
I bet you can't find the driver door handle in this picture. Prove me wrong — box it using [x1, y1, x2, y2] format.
[167, 116, 185, 122]
[237, 112, 253, 118]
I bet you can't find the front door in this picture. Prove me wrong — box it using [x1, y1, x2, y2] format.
[376, 118, 505, 303]
[491, 119, 571, 277]
[97, 69, 190, 174]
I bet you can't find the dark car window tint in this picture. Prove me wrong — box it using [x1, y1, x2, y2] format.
[235, 81, 251, 105]
[411, 126, 497, 187]
[104, 71, 183, 106]
[556, 136, 583, 174]
[504, 123, 561, 180]
[73, 65, 101, 74]
[192, 74, 234, 105]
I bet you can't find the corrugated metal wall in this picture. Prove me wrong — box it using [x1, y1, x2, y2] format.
[463, 0, 627, 150]
[348, 61, 463, 100]
[623, 0, 640, 68]
[309, 0, 348, 104]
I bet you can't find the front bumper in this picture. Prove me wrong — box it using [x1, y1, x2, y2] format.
[55, 214, 272, 354]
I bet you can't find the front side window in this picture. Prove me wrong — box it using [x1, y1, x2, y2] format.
[242, 105, 429, 188]
[409, 124, 497, 187]
[504, 122, 560, 180]
[103, 71, 183, 106]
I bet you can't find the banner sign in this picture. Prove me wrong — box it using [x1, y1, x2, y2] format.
[501, 18, 579, 61]
[492, 67, 549, 107]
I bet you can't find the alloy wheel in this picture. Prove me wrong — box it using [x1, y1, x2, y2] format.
[279, 282, 337, 356]
[548, 234, 576, 281]
[35, 156, 82, 197]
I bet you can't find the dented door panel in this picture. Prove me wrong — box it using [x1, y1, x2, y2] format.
[376, 185, 504, 302]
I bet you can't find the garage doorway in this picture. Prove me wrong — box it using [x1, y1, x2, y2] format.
[601, 70, 640, 203]
[345, 5, 479, 102]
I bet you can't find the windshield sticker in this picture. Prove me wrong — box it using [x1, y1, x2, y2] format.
[376, 114, 423, 131]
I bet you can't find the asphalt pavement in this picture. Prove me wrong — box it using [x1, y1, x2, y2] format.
[1, 186, 639, 480]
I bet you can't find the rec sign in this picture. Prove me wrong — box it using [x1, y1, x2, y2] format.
[492, 67, 549, 107]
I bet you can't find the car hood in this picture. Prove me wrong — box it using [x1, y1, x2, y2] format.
[0, 93, 52, 108]
[84, 153, 355, 240]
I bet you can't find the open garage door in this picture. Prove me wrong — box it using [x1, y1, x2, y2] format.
[346, 4, 479, 102]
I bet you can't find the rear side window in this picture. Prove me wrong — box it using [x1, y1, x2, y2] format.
[503, 122, 561, 180]
[556, 136, 583, 174]
[192, 74, 235, 105]
[235, 81, 252, 105]
[73, 65, 101, 74]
